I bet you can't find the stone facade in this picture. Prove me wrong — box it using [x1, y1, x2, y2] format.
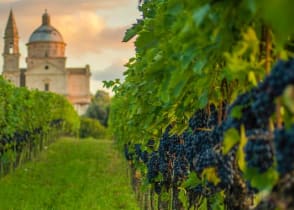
[1, 10, 91, 115]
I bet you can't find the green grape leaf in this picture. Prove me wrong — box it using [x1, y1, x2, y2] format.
[199, 91, 208, 108]
[123, 19, 143, 42]
[160, 191, 170, 201]
[283, 85, 294, 114]
[210, 191, 225, 210]
[178, 187, 189, 210]
[230, 105, 243, 119]
[167, 2, 184, 16]
[193, 4, 210, 27]
[201, 167, 220, 185]
[258, 0, 294, 47]
[198, 197, 208, 210]
[193, 59, 207, 74]
[246, 0, 257, 13]
[223, 128, 240, 154]
[183, 172, 201, 188]
[244, 167, 279, 191]
[135, 30, 157, 51]
[248, 71, 257, 86]
[237, 125, 247, 171]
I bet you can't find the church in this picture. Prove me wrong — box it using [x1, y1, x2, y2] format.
[1, 10, 91, 115]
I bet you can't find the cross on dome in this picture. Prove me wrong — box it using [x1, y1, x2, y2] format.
[42, 9, 50, 25]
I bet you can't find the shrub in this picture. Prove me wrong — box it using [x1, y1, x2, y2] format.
[79, 117, 107, 139]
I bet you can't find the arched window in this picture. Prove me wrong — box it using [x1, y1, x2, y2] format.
[9, 42, 13, 54]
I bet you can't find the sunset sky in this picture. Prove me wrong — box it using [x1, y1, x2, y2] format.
[0, 0, 141, 94]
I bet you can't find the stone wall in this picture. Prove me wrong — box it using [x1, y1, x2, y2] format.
[2, 71, 20, 86]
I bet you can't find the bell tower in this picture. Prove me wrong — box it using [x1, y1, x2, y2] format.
[2, 9, 20, 86]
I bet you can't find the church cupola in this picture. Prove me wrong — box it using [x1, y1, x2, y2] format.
[28, 10, 64, 44]
[26, 10, 66, 71]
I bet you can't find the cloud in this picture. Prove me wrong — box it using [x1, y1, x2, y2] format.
[0, 0, 137, 56]
[90, 60, 127, 95]
[54, 12, 133, 55]
[92, 60, 126, 82]
[55, 12, 105, 54]
[0, 0, 20, 3]
[0, 0, 132, 15]
[90, 79, 113, 95]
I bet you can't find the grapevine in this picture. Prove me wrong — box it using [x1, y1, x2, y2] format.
[0, 76, 79, 176]
[106, 0, 294, 209]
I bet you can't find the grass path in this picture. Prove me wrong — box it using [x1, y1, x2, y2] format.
[0, 138, 139, 210]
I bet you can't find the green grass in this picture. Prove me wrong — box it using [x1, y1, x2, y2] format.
[0, 138, 139, 210]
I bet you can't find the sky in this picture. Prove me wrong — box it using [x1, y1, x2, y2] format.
[0, 0, 141, 94]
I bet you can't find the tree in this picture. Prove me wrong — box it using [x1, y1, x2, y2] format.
[85, 90, 110, 126]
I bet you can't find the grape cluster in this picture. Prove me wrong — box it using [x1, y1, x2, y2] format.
[183, 132, 196, 168]
[265, 59, 294, 96]
[189, 105, 219, 130]
[244, 131, 274, 173]
[184, 130, 215, 171]
[217, 146, 238, 188]
[173, 144, 188, 180]
[134, 144, 142, 161]
[159, 128, 186, 186]
[224, 59, 294, 133]
[123, 143, 133, 161]
[141, 151, 149, 164]
[134, 144, 148, 163]
[0, 127, 48, 156]
[189, 109, 208, 130]
[173, 156, 188, 179]
[224, 91, 266, 131]
[123, 142, 151, 164]
[193, 148, 220, 173]
[14, 131, 30, 152]
[125, 59, 294, 208]
[210, 125, 223, 145]
[146, 127, 191, 190]
[50, 119, 63, 127]
[274, 126, 294, 175]
[187, 182, 219, 209]
[147, 151, 159, 182]
[158, 130, 172, 181]
[251, 92, 275, 127]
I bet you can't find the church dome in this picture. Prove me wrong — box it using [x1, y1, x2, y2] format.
[29, 25, 64, 43]
[28, 11, 64, 43]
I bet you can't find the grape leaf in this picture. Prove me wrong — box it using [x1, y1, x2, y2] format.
[223, 128, 240, 155]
